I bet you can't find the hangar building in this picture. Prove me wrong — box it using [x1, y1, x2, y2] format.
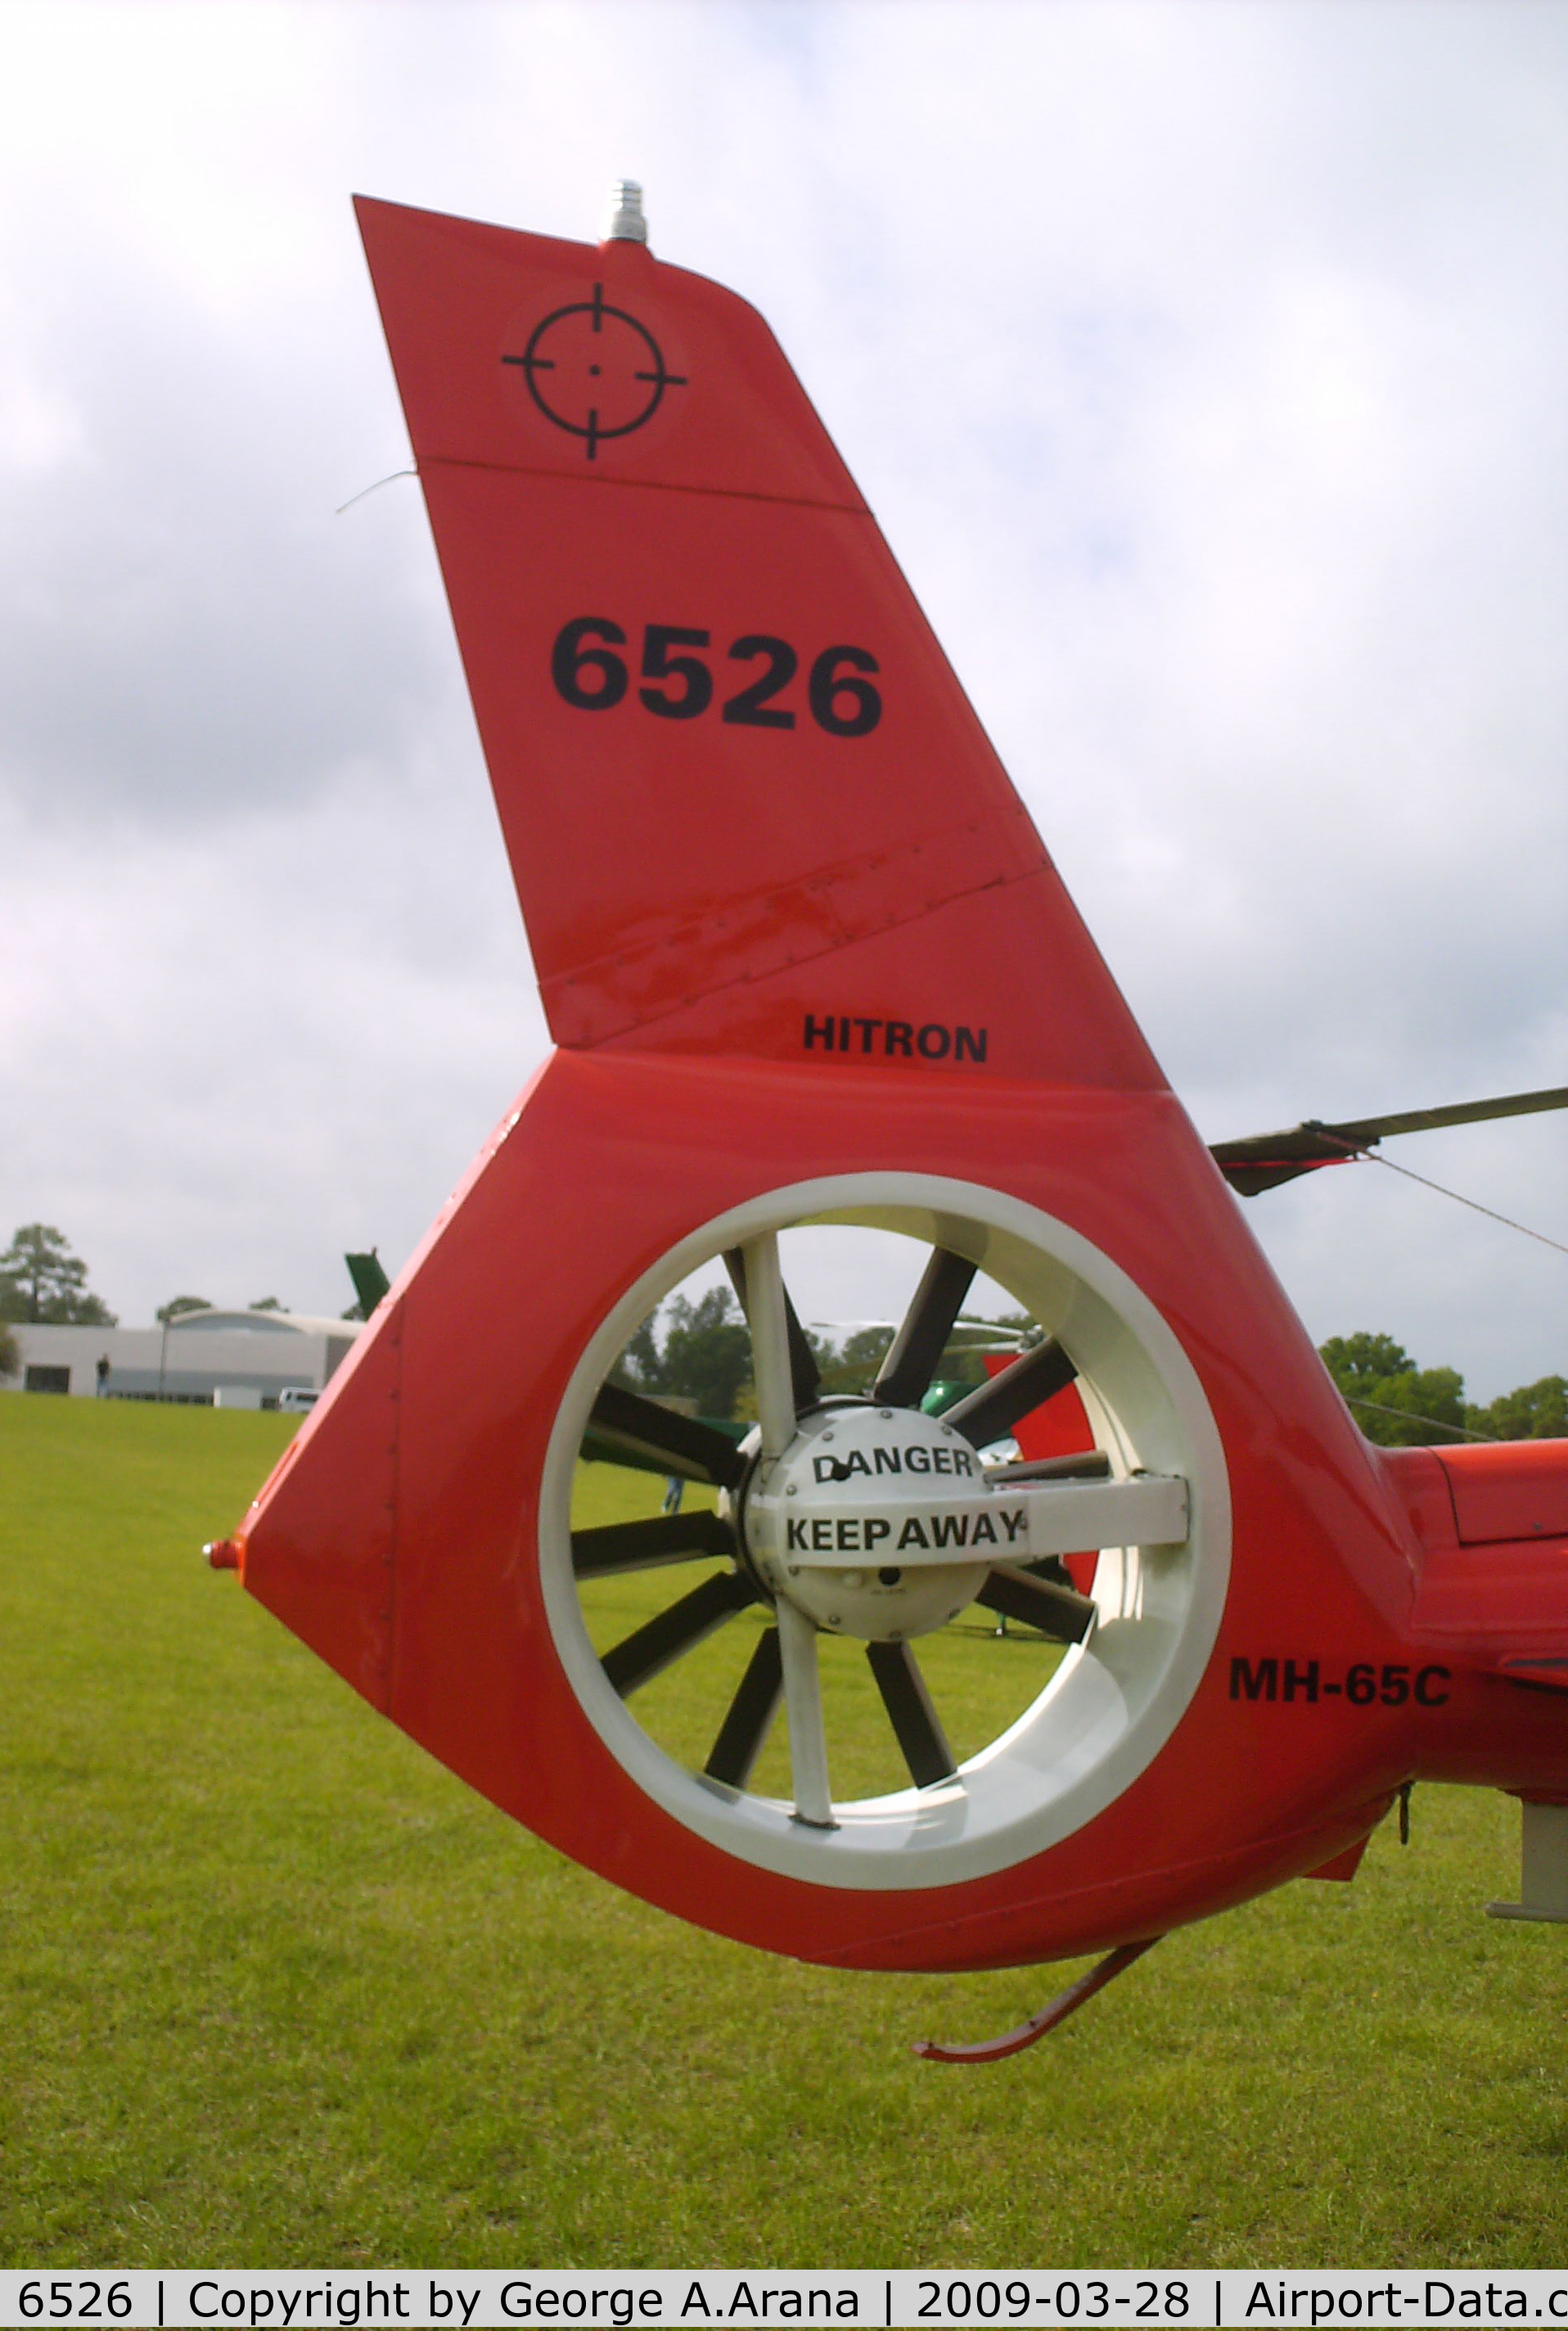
[3, 1308, 363, 1407]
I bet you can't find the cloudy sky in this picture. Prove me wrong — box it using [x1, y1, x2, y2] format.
[2, 0, 1565, 1397]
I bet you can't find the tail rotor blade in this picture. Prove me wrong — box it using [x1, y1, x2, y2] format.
[976, 1564, 1095, 1644]
[777, 1598, 833, 1826]
[704, 1627, 785, 1788]
[572, 1511, 736, 1578]
[588, 1383, 746, 1489]
[942, 1339, 1078, 1450]
[602, 1570, 759, 1698]
[725, 1245, 821, 1414]
[985, 1450, 1110, 1484]
[737, 1233, 798, 1459]
[866, 1640, 957, 1788]
[872, 1249, 976, 1409]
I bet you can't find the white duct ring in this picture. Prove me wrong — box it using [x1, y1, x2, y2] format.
[539, 1172, 1232, 1892]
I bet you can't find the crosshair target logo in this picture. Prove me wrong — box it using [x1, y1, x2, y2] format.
[502, 284, 687, 459]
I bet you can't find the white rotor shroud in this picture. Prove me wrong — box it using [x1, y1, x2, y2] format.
[540, 1172, 1232, 1892]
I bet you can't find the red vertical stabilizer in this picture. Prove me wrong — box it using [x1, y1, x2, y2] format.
[355, 196, 1162, 1090]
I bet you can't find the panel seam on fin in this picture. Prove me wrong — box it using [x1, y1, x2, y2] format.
[418, 451, 868, 518]
[544, 855, 1053, 1048]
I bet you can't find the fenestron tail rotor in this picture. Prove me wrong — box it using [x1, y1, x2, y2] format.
[564, 1195, 1201, 1848]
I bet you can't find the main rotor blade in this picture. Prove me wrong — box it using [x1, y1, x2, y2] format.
[588, 1382, 746, 1490]
[976, 1564, 1096, 1643]
[704, 1626, 784, 1788]
[866, 1641, 957, 1788]
[724, 1246, 821, 1414]
[941, 1339, 1079, 1450]
[601, 1569, 759, 1698]
[1330, 1084, 1568, 1145]
[572, 1511, 737, 1578]
[777, 1598, 834, 1826]
[1212, 1084, 1568, 1197]
[872, 1249, 977, 1409]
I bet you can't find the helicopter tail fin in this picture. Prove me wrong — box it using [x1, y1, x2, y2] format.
[355, 196, 1161, 1093]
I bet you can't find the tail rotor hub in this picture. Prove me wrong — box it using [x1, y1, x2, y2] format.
[742, 1404, 1003, 1643]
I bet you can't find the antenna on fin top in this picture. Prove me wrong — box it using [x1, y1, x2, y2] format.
[603, 179, 648, 245]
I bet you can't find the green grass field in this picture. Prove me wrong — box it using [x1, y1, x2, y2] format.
[3, 1394, 1567, 2270]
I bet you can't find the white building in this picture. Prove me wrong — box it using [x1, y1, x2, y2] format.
[3, 1308, 363, 1407]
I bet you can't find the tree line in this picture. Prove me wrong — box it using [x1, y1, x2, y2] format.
[612, 1287, 1566, 1447]
[0, 1226, 299, 1339]
[0, 1226, 295, 1381]
[2, 1224, 1562, 1445]
[608, 1287, 1038, 1418]
[0, 1224, 116, 1327]
[1317, 1332, 1566, 1445]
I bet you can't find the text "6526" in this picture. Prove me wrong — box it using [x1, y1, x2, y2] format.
[551, 618, 882, 737]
